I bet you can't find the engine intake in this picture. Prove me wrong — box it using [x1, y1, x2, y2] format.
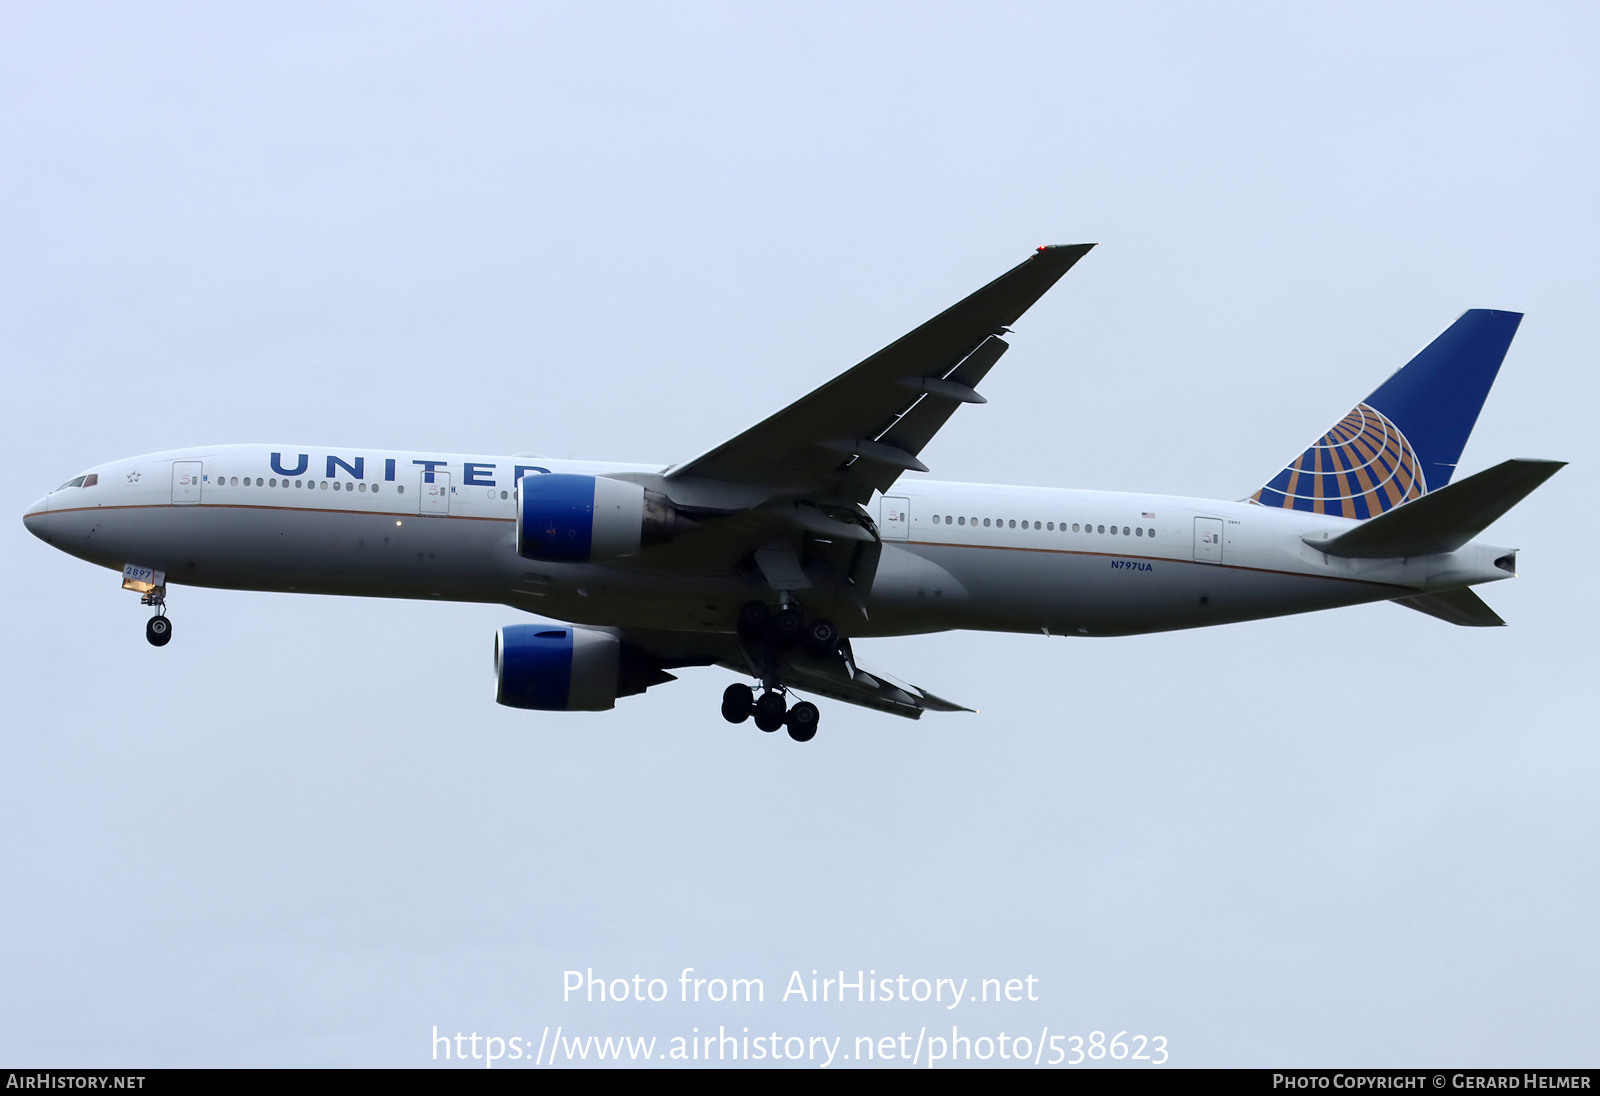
[516, 474, 689, 562]
[494, 624, 674, 711]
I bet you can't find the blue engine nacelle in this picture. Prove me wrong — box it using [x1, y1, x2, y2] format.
[516, 474, 688, 563]
[494, 624, 625, 711]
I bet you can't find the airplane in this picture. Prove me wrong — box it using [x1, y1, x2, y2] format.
[23, 244, 1564, 743]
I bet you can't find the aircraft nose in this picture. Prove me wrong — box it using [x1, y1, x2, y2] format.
[22, 495, 53, 542]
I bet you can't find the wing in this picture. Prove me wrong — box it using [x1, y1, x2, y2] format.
[758, 641, 974, 719]
[665, 244, 1095, 503]
[616, 627, 971, 720]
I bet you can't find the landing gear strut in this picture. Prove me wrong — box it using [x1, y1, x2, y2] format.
[726, 599, 838, 742]
[771, 606, 805, 648]
[754, 691, 786, 732]
[737, 599, 838, 657]
[142, 585, 172, 647]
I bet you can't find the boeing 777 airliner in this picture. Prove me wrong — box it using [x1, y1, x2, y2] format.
[23, 245, 1563, 741]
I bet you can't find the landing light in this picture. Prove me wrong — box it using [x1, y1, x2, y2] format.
[395, 520, 403, 527]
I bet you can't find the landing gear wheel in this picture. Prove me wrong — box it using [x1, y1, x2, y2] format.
[754, 691, 787, 733]
[145, 615, 172, 647]
[721, 683, 754, 724]
[786, 701, 819, 743]
[771, 605, 805, 647]
[803, 618, 838, 657]
[737, 600, 771, 641]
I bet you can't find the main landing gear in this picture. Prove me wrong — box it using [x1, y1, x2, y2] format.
[721, 683, 819, 743]
[142, 585, 172, 647]
[723, 597, 837, 743]
[736, 600, 839, 658]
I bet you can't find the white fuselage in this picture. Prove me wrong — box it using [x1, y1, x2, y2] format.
[23, 444, 1515, 640]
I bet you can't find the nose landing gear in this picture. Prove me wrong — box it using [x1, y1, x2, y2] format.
[145, 612, 172, 647]
[123, 565, 173, 647]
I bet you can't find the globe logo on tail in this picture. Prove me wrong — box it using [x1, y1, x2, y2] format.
[1251, 403, 1426, 519]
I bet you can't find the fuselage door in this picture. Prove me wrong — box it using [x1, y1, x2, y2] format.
[420, 470, 451, 516]
[172, 461, 203, 505]
[881, 496, 910, 540]
[1193, 517, 1223, 563]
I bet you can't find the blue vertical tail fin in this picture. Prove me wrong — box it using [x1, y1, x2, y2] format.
[1251, 309, 1523, 518]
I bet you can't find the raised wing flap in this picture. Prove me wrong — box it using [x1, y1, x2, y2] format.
[774, 648, 975, 719]
[614, 627, 974, 721]
[666, 244, 1095, 501]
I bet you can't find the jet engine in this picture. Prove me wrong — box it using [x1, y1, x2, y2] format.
[494, 623, 672, 711]
[516, 474, 691, 562]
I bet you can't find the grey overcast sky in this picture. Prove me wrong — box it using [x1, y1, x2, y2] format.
[3, 1, 1596, 1069]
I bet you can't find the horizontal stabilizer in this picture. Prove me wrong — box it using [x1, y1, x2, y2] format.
[1303, 458, 1564, 559]
[1392, 587, 1505, 627]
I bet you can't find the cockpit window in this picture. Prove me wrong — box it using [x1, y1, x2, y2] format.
[82, 474, 98, 488]
[56, 475, 87, 491]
